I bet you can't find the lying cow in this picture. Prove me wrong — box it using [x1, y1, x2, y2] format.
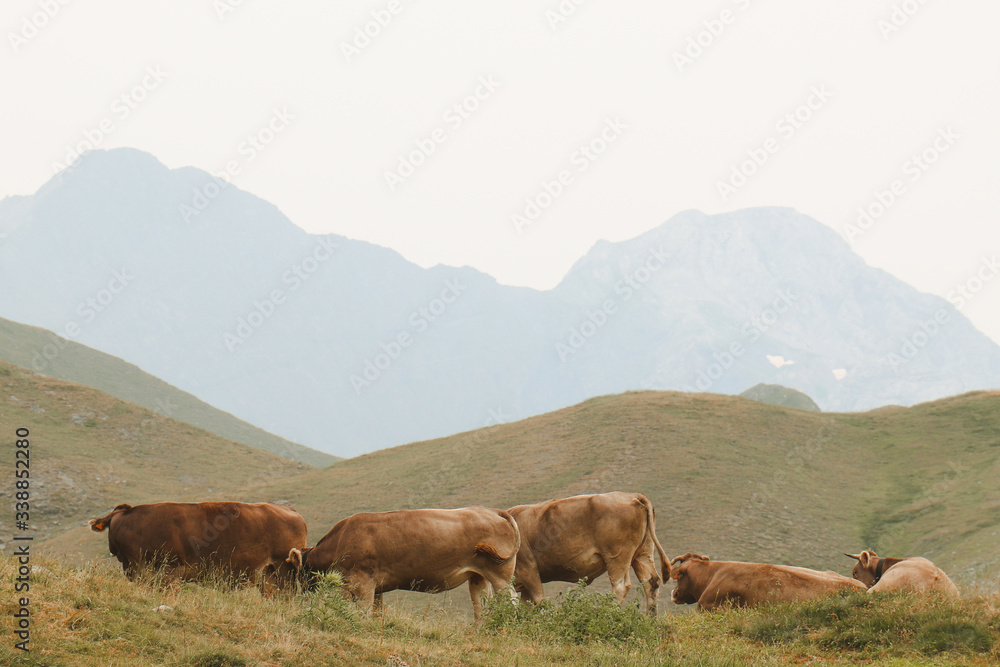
[287, 506, 519, 622]
[845, 550, 959, 596]
[507, 492, 670, 615]
[89, 501, 307, 591]
[670, 553, 865, 610]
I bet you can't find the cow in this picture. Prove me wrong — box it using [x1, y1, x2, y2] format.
[507, 492, 670, 615]
[89, 501, 307, 592]
[845, 550, 959, 596]
[670, 553, 866, 610]
[286, 506, 520, 622]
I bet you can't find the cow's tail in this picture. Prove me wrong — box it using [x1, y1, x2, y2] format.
[475, 509, 521, 564]
[637, 495, 670, 583]
[89, 503, 132, 532]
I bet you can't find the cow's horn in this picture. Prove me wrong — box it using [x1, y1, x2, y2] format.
[844, 552, 861, 560]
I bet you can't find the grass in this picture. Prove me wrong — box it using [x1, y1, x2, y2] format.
[3, 555, 999, 666]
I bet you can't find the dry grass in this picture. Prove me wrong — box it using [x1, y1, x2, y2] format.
[3, 556, 998, 666]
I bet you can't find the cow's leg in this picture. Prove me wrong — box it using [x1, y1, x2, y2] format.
[372, 592, 385, 615]
[486, 570, 517, 605]
[605, 555, 633, 608]
[348, 574, 376, 615]
[468, 574, 494, 623]
[515, 567, 545, 604]
[630, 553, 660, 616]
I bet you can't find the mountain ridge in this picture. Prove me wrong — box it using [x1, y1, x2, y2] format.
[1, 147, 998, 456]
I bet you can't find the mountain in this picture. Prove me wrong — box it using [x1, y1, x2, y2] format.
[37, 389, 1000, 585]
[739, 383, 820, 411]
[0, 316, 337, 467]
[1, 148, 998, 456]
[0, 358, 311, 552]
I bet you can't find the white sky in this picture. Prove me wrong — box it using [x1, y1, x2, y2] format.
[3, 0, 999, 343]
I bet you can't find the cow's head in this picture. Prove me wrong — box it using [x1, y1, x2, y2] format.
[844, 550, 879, 587]
[669, 553, 711, 605]
[286, 547, 318, 590]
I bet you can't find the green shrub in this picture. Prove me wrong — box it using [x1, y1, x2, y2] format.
[482, 581, 663, 646]
[295, 571, 361, 631]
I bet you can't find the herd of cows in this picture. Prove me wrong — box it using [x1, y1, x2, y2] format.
[88, 491, 960, 621]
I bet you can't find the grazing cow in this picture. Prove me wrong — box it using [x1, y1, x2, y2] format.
[89, 501, 307, 591]
[286, 507, 520, 622]
[670, 553, 865, 610]
[507, 492, 670, 615]
[845, 550, 959, 596]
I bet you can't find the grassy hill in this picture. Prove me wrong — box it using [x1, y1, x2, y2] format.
[241, 390, 1000, 588]
[740, 382, 821, 411]
[0, 359, 313, 555]
[0, 317, 338, 467]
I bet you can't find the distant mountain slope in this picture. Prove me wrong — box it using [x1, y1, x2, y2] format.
[1, 147, 998, 456]
[0, 317, 337, 467]
[240, 390, 1000, 587]
[740, 383, 820, 411]
[0, 359, 311, 554]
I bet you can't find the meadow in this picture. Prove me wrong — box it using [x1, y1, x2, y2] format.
[2, 555, 998, 666]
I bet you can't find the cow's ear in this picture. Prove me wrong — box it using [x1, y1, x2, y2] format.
[858, 551, 872, 568]
[286, 548, 304, 571]
[89, 519, 105, 532]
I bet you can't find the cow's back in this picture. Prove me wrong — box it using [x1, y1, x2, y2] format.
[106, 502, 306, 577]
[310, 507, 518, 592]
[511, 492, 648, 579]
[872, 558, 959, 597]
[698, 562, 863, 609]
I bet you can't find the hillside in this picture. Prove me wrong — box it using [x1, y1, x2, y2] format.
[3, 148, 999, 456]
[239, 390, 1000, 588]
[0, 316, 337, 467]
[740, 383, 821, 411]
[0, 359, 312, 554]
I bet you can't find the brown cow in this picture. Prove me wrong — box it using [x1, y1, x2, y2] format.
[845, 550, 959, 596]
[670, 553, 865, 610]
[507, 492, 670, 615]
[286, 506, 520, 622]
[89, 501, 306, 591]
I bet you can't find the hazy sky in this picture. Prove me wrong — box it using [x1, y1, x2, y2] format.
[3, 1, 999, 342]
